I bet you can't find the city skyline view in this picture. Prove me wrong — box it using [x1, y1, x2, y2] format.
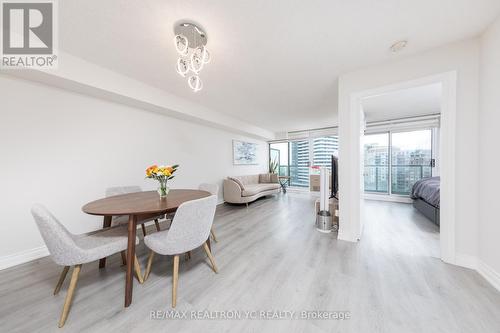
[364, 129, 433, 195]
[270, 136, 339, 187]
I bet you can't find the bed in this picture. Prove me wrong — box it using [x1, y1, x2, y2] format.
[411, 176, 440, 226]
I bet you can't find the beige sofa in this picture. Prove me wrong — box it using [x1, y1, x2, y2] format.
[223, 174, 280, 205]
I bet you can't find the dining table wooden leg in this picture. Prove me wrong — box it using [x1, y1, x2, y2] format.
[125, 214, 137, 307]
[99, 216, 112, 269]
[206, 237, 211, 252]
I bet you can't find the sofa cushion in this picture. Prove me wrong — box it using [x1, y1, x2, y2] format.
[234, 175, 260, 186]
[228, 177, 246, 190]
[242, 183, 280, 197]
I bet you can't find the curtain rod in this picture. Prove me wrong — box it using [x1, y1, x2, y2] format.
[287, 125, 338, 134]
[366, 113, 440, 126]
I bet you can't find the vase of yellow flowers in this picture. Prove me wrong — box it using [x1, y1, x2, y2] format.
[145, 164, 179, 198]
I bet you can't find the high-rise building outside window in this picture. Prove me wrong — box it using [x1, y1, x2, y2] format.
[269, 136, 339, 188]
[364, 129, 433, 196]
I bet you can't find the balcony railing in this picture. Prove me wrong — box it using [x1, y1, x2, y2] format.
[364, 164, 432, 195]
[277, 165, 309, 187]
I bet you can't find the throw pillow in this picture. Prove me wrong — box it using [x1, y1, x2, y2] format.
[270, 173, 279, 183]
[259, 173, 271, 183]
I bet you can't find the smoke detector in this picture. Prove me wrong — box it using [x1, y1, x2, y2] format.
[390, 40, 407, 53]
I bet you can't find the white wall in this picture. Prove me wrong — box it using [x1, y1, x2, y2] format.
[0, 75, 268, 269]
[9, 51, 275, 140]
[478, 15, 500, 288]
[338, 38, 480, 263]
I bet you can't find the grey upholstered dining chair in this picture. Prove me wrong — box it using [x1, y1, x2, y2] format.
[106, 186, 163, 236]
[143, 195, 218, 307]
[199, 183, 219, 242]
[31, 204, 143, 328]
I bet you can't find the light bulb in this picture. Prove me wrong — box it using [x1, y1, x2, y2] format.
[176, 58, 189, 77]
[194, 46, 211, 64]
[174, 35, 188, 56]
[190, 52, 204, 74]
[201, 46, 211, 63]
[188, 75, 203, 92]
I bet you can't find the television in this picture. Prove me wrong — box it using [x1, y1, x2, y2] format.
[330, 155, 338, 199]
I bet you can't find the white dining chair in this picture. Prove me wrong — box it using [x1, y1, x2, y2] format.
[31, 204, 143, 327]
[143, 195, 218, 307]
[199, 183, 219, 242]
[106, 186, 163, 236]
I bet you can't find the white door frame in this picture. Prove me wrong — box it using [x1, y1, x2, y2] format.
[342, 71, 457, 264]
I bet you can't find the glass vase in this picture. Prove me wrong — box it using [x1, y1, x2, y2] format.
[157, 181, 169, 198]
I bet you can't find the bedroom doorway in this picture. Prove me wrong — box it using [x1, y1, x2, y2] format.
[338, 71, 456, 265]
[359, 82, 444, 259]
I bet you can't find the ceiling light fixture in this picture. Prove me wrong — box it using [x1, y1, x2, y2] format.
[390, 40, 407, 53]
[174, 22, 210, 92]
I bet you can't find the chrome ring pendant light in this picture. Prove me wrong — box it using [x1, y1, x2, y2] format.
[174, 22, 210, 92]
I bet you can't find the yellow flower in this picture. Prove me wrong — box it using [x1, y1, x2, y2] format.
[146, 164, 177, 178]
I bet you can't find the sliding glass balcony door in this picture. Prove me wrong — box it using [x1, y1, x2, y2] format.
[269, 142, 289, 177]
[364, 129, 434, 196]
[391, 129, 432, 195]
[289, 140, 310, 187]
[363, 133, 390, 193]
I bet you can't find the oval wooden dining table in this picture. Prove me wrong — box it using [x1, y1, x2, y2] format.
[82, 189, 210, 307]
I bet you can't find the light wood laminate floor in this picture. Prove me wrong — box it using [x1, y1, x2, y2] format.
[1, 193, 499, 332]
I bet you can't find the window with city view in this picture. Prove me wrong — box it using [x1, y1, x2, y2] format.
[364, 129, 433, 196]
[270, 136, 339, 188]
[364, 133, 389, 193]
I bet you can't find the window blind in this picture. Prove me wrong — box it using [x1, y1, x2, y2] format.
[365, 114, 440, 134]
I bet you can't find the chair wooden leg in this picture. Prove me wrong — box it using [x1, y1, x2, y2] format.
[206, 237, 211, 252]
[210, 227, 218, 242]
[141, 223, 147, 237]
[172, 255, 179, 308]
[54, 266, 70, 295]
[58, 264, 82, 328]
[121, 251, 127, 266]
[184, 251, 191, 261]
[203, 242, 218, 273]
[134, 255, 144, 284]
[144, 251, 155, 281]
[154, 219, 161, 231]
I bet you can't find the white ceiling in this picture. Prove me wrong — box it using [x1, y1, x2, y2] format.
[362, 83, 442, 122]
[58, 0, 500, 133]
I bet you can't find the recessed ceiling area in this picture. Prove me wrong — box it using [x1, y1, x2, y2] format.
[362, 83, 442, 122]
[58, 0, 500, 133]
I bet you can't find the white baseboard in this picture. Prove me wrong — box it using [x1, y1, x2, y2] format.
[0, 246, 49, 271]
[454, 254, 500, 292]
[477, 260, 500, 292]
[455, 254, 477, 270]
